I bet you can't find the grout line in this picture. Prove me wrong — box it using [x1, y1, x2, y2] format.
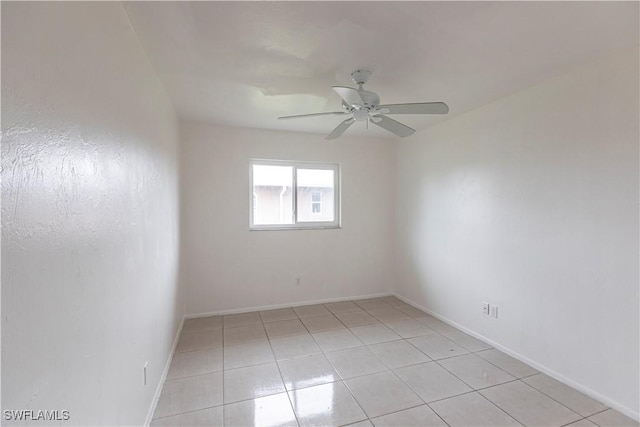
[221, 314, 225, 424]
[561, 417, 589, 427]
[151, 404, 221, 422]
[146, 316, 185, 425]
[481, 379, 585, 423]
[393, 294, 637, 421]
[264, 326, 301, 426]
[370, 402, 442, 424]
[518, 377, 606, 420]
[588, 408, 612, 418]
[164, 367, 224, 383]
[472, 389, 526, 426]
[158, 297, 614, 426]
[173, 342, 224, 355]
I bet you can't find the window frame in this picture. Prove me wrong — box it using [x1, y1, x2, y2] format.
[249, 159, 341, 231]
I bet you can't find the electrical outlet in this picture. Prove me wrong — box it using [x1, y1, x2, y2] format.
[490, 306, 499, 319]
[143, 362, 148, 386]
[482, 302, 490, 316]
[296, 277, 302, 286]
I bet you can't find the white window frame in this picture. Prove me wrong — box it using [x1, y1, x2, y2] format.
[249, 159, 341, 230]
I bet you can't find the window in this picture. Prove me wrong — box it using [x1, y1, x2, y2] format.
[311, 191, 322, 214]
[250, 159, 340, 230]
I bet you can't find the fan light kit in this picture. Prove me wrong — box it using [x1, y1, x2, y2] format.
[278, 69, 449, 140]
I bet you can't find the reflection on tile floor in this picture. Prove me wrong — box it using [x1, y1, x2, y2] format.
[152, 297, 637, 427]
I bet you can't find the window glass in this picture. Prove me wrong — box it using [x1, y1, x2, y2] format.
[250, 161, 340, 230]
[251, 164, 293, 225]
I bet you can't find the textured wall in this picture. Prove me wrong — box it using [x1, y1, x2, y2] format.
[180, 123, 396, 315]
[2, 3, 183, 425]
[395, 48, 639, 419]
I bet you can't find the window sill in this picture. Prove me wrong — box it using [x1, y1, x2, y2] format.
[249, 225, 342, 231]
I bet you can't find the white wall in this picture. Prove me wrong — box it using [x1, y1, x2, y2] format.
[181, 123, 396, 315]
[395, 48, 639, 418]
[2, 3, 183, 425]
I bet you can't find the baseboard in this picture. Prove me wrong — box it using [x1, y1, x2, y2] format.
[393, 293, 640, 422]
[144, 316, 185, 426]
[185, 292, 393, 319]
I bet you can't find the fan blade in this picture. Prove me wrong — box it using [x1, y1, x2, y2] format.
[332, 86, 365, 107]
[371, 115, 415, 137]
[377, 102, 449, 115]
[278, 111, 347, 120]
[325, 118, 355, 140]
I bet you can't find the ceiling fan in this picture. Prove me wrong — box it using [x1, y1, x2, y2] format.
[278, 69, 449, 140]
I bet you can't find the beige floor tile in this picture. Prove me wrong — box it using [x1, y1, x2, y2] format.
[264, 319, 308, 339]
[589, 409, 639, 426]
[293, 304, 331, 318]
[443, 330, 492, 352]
[176, 330, 223, 353]
[223, 340, 275, 370]
[395, 362, 472, 402]
[326, 346, 388, 379]
[438, 353, 515, 389]
[378, 296, 404, 307]
[384, 301, 414, 311]
[154, 372, 223, 418]
[278, 354, 339, 391]
[289, 381, 367, 427]
[480, 380, 581, 426]
[151, 406, 223, 427]
[224, 393, 297, 427]
[371, 404, 447, 426]
[223, 363, 286, 404]
[408, 334, 469, 360]
[345, 420, 374, 426]
[335, 310, 379, 327]
[301, 314, 345, 333]
[260, 307, 299, 323]
[224, 312, 262, 328]
[368, 340, 431, 369]
[395, 305, 430, 319]
[153, 299, 619, 427]
[345, 371, 423, 418]
[476, 349, 538, 378]
[182, 316, 223, 334]
[270, 334, 322, 360]
[430, 392, 521, 426]
[167, 347, 223, 380]
[366, 308, 411, 323]
[415, 316, 460, 334]
[223, 324, 267, 346]
[567, 419, 598, 426]
[384, 319, 437, 338]
[350, 324, 402, 345]
[355, 299, 393, 311]
[523, 374, 608, 417]
[312, 329, 363, 353]
[325, 301, 362, 314]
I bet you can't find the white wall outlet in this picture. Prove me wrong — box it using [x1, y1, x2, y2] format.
[295, 277, 302, 286]
[143, 361, 148, 386]
[490, 305, 499, 319]
[482, 302, 490, 315]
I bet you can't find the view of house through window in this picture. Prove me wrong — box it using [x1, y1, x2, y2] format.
[311, 191, 322, 214]
[251, 160, 339, 229]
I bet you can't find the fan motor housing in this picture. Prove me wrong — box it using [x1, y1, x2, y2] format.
[359, 89, 380, 108]
[343, 89, 380, 112]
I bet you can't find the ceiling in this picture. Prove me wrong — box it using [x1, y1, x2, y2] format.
[123, 1, 638, 139]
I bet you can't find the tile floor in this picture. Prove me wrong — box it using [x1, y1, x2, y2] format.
[151, 297, 638, 427]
